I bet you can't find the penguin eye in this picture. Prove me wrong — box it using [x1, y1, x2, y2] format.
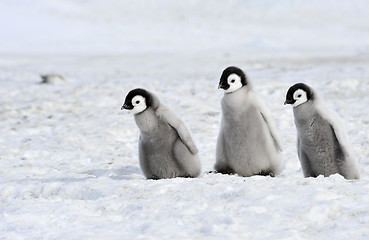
[136, 100, 140, 104]
[297, 94, 302, 98]
[231, 79, 235, 83]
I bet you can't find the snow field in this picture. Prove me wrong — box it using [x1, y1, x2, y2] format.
[1, 0, 369, 239]
[0, 55, 368, 239]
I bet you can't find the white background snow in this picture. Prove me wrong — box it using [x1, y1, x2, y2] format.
[0, 0, 369, 239]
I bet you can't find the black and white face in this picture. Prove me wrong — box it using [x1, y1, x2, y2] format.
[218, 66, 247, 93]
[224, 73, 243, 93]
[285, 83, 313, 107]
[122, 89, 150, 114]
[291, 89, 308, 107]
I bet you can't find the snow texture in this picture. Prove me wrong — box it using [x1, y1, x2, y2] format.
[0, 0, 369, 239]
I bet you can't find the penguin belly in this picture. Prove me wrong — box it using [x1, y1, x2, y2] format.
[223, 107, 277, 176]
[139, 122, 182, 179]
[297, 114, 344, 177]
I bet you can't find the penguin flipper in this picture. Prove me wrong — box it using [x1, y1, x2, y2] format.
[328, 124, 360, 179]
[138, 138, 152, 179]
[315, 102, 360, 179]
[215, 132, 234, 174]
[156, 105, 198, 155]
[298, 139, 317, 178]
[173, 139, 201, 177]
[250, 92, 283, 152]
[260, 111, 283, 152]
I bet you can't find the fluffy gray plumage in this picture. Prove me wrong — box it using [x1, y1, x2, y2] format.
[286, 83, 360, 179]
[122, 89, 201, 179]
[215, 67, 282, 177]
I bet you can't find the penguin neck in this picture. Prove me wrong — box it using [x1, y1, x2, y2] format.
[222, 86, 249, 111]
[293, 100, 318, 127]
[134, 107, 159, 133]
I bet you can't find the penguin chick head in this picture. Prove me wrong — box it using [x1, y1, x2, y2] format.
[284, 83, 314, 107]
[218, 66, 248, 93]
[121, 88, 152, 114]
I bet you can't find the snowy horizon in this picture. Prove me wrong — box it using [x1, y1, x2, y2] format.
[1, 0, 369, 58]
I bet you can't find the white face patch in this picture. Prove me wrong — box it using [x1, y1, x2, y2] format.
[225, 73, 243, 93]
[293, 89, 308, 107]
[131, 95, 147, 114]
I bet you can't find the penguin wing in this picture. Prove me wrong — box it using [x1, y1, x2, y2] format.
[314, 100, 352, 158]
[314, 100, 359, 178]
[297, 138, 315, 177]
[250, 93, 283, 152]
[156, 105, 198, 155]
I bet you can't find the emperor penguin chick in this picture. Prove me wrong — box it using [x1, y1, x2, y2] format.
[285, 83, 359, 179]
[122, 88, 201, 179]
[215, 66, 283, 177]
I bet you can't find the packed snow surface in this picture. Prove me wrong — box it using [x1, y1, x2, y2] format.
[0, 1, 369, 239]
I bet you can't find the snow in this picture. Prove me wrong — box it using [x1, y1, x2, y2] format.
[0, 0, 369, 239]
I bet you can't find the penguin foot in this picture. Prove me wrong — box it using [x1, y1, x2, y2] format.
[259, 170, 276, 177]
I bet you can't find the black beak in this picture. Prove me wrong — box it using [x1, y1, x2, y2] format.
[121, 103, 132, 110]
[284, 99, 294, 105]
[218, 82, 228, 90]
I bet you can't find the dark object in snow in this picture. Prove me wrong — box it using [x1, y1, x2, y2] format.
[40, 74, 66, 84]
